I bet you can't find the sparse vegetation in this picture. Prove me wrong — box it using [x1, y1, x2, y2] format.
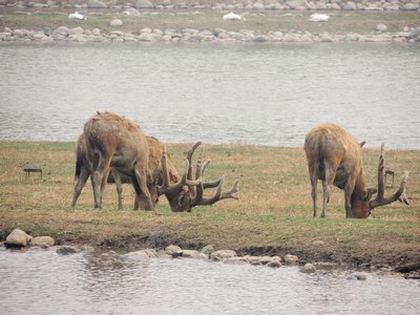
[0, 140, 419, 267]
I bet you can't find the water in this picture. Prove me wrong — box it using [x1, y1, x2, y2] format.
[0, 247, 419, 315]
[0, 43, 419, 148]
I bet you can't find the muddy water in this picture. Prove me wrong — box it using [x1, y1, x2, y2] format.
[0, 43, 419, 148]
[0, 247, 419, 314]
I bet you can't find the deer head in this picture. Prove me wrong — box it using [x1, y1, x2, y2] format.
[352, 144, 410, 218]
[157, 142, 239, 212]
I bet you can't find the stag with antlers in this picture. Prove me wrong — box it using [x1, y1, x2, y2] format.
[304, 124, 409, 218]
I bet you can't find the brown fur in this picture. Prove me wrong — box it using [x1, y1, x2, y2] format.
[304, 124, 373, 218]
[71, 133, 179, 210]
[82, 112, 154, 210]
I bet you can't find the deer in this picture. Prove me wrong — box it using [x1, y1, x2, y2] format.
[75, 112, 239, 211]
[304, 124, 409, 219]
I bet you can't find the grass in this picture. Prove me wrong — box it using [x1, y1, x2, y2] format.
[0, 140, 419, 267]
[2, 9, 420, 34]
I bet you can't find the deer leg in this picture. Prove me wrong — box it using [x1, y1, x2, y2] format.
[112, 169, 123, 210]
[344, 176, 356, 218]
[71, 167, 90, 207]
[320, 161, 333, 218]
[310, 174, 318, 218]
[133, 167, 154, 211]
[92, 153, 112, 209]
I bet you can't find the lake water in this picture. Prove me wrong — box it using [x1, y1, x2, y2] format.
[0, 42, 419, 148]
[1, 247, 419, 315]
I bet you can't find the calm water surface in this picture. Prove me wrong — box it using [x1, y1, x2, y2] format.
[0, 247, 419, 315]
[0, 43, 419, 148]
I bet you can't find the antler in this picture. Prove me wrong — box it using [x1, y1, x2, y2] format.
[157, 144, 202, 195]
[369, 143, 410, 209]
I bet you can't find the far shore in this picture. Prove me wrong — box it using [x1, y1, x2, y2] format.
[0, 140, 419, 271]
[1, 9, 420, 43]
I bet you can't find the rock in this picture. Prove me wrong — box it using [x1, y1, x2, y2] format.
[136, 0, 153, 9]
[124, 250, 150, 260]
[165, 245, 183, 257]
[259, 256, 274, 265]
[124, 8, 140, 16]
[5, 229, 32, 247]
[30, 236, 55, 248]
[401, 3, 419, 11]
[138, 33, 155, 41]
[355, 272, 368, 280]
[408, 27, 420, 39]
[246, 256, 263, 265]
[376, 24, 388, 32]
[88, 0, 107, 8]
[68, 27, 84, 35]
[181, 249, 207, 259]
[252, 2, 265, 10]
[92, 28, 101, 36]
[69, 34, 86, 42]
[286, 0, 307, 10]
[284, 254, 299, 265]
[224, 257, 248, 264]
[210, 249, 237, 261]
[53, 26, 70, 37]
[253, 35, 268, 42]
[343, 1, 357, 10]
[110, 19, 123, 27]
[267, 256, 282, 268]
[301, 263, 316, 273]
[200, 245, 215, 255]
[56, 245, 78, 255]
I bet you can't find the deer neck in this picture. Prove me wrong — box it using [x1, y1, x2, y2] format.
[351, 170, 368, 203]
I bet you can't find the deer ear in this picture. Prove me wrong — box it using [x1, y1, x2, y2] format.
[360, 141, 366, 148]
[366, 188, 377, 200]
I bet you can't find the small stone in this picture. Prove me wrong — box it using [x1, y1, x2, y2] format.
[301, 263, 316, 273]
[267, 256, 282, 268]
[5, 229, 32, 247]
[210, 249, 237, 261]
[136, 0, 153, 9]
[355, 272, 368, 280]
[376, 24, 388, 32]
[124, 250, 150, 259]
[246, 256, 263, 265]
[165, 244, 183, 257]
[200, 245, 215, 255]
[56, 245, 78, 255]
[259, 256, 274, 265]
[88, 0, 107, 8]
[30, 236, 55, 248]
[110, 19, 123, 27]
[284, 254, 299, 265]
[224, 256, 248, 264]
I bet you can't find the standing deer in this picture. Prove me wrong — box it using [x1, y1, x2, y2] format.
[75, 112, 239, 211]
[83, 112, 155, 210]
[304, 124, 409, 218]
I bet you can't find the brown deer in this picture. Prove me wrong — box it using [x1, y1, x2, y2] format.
[83, 112, 155, 210]
[71, 134, 173, 210]
[75, 112, 239, 211]
[304, 124, 409, 218]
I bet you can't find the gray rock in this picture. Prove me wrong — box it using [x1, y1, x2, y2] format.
[224, 256, 248, 264]
[343, 1, 357, 10]
[408, 27, 420, 39]
[284, 254, 299, 265]
[200, 245, 215, 255]
[69, 34, 87, 42]
[376, 24, 388, 32]
[136, 0, 153, 9]
[210, 249, 237, 261]
[259, 256, 274, 265]
[165, 244, 183, 257]
[252, 2, 265, 10]
[124, 250, 150, 260]
[267, 256, 282, 268]
[286, 0, 307, 10]
[301, 263, 316, 273]
[68, 27, 84, 35]
[5, 228, 32, 247]
[88, 0, 107, 8]
[253, 35, 268, 42]
[140, 28, 153, 34]
[182, 249, 208, 259]
[246, 256, 263, 265]
[92, 28, 101, 36]
[110, 19, 123, 27]
[53, 26, 70, 37]
[30, 236, 55, 248]
[355, 272, 368, 280]
[401, 3, 419, 11]
[56, 245, 78, 255]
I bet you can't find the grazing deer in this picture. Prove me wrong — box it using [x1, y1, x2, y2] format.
[74, 112, 239, 211]
[304, 124, 409, 218]
[83, 112, 155, 210]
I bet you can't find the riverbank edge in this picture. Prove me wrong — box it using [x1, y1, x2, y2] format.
[1, 224, 419, 273]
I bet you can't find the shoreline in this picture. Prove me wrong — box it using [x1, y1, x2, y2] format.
[0, 140, 419, 273]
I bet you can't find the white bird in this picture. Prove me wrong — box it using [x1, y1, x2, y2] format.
[68, 12, 87, 20]
[223, 12, 241, 21]
[309, 13, 330, 22]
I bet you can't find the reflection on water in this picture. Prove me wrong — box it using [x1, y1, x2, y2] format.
[0, 43, 419, 148]
[0, 247, 419, 315]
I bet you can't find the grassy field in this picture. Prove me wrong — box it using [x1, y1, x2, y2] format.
[0, 140, 419, 267]
[2, 9, 420, 34]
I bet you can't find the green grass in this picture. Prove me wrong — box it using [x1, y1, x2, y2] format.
[2, 9, 420, 34]
[0, 140, 419, 266]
